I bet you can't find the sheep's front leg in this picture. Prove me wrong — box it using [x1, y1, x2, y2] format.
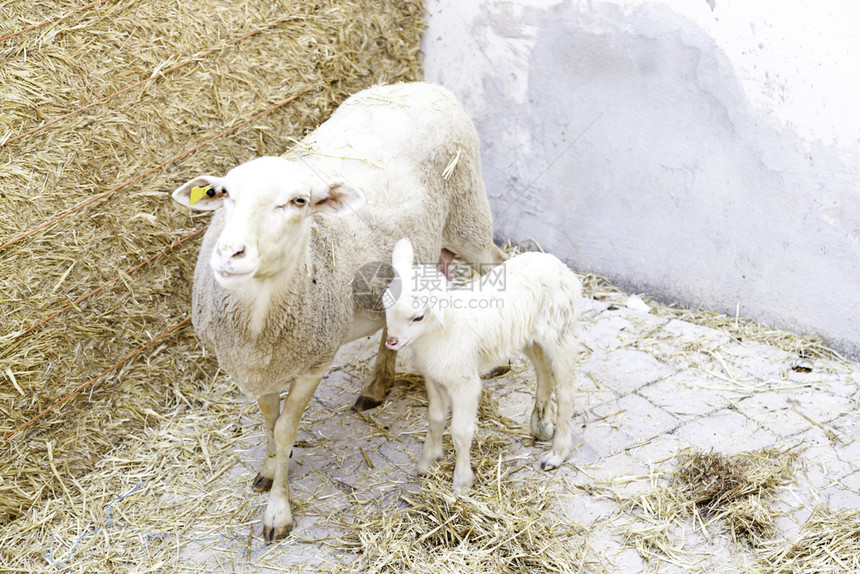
[253, 392, 280, 491]
[418, 378, 449, 475]
[354, 325, 397, 410]
[262, 373, 322, 544]
[449, 376, 481, 492]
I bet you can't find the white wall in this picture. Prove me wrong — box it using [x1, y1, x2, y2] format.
[423, 0, 860, 358]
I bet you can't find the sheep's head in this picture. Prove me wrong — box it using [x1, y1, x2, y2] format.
[384, 238, 444, 351]
[172, 156, 364, 289]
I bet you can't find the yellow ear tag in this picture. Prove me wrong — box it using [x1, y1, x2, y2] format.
[189, 185, 212, 205]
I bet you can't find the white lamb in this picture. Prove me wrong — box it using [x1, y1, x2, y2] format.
[384, 238, 582, 491]
[171, 83, 506, 541]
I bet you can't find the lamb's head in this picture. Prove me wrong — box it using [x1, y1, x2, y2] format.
[172, 156, 365, 289]
[384, 238, 444, 351]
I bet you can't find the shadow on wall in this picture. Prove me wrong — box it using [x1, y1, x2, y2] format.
[464, 2, 859, 357]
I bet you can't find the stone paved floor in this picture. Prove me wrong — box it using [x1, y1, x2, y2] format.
[179, 291, 860, 572]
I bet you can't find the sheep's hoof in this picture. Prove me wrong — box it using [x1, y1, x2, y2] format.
[481, 364, 511, 379]
[252, 474, 273, 492]
[263, 522, 293, 544]
[354, 394, 383, 411]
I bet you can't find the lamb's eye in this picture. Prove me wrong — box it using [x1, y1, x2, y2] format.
[412, 314, 424, 322]
[291, 196, 308, 207]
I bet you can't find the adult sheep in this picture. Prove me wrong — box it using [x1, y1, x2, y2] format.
[171, 82, 506, 542]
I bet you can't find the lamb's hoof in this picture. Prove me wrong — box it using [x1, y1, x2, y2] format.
[252, 473, 273, 492]
[354, 394, 383, 411]
[263, 522, 293, 544]
[481, 364, 511, 379]
[539, 452, 565, 471]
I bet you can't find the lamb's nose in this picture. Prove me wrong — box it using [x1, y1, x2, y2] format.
[386, 336, 399, 347]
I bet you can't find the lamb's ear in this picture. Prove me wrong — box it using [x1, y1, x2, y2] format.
[310, 181, 365, 216]
[391, 238, 414, 277]
[428, 299, 445, 329]
[172, 176, 226, 211]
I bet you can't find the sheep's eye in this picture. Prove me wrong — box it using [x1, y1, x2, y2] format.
[291, 196, 308, 207]
[412, 314, 424, 322]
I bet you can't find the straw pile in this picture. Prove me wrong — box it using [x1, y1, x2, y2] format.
[1, 0, 421, 569]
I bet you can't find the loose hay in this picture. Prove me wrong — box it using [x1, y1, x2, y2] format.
[335, 440, 591, 574]
[617, 447, 801, 568]
[754, 506, 860, 573]
[1, 0, 422, 570]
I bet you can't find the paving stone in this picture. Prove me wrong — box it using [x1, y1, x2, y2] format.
[627, 433, 690, 467]
[673, 409, 779, 452]
[592, 394, 680, 444]
[735, 390, 852, 438]
[820, 474, 860, 511]
[579, 307, 668, 352]
[717, 340, 794, 381]
[555, 489, 620, 526]
[583, 348, 675, 395]
[577, 410, 638, 454]
[582, 451, 652, 498]
[639, 370, 742, 418]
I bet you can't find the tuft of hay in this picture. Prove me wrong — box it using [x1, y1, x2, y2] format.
[1, 0, 422, 570]
[673, 448, 800, 545]
[617, 447, 801, 567]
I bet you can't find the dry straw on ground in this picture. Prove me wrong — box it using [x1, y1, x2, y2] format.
[1, 0, 422, 570]
[755, 506, 860, 573]
[335, 392, 591, 574]
[614, 447, 808, 570]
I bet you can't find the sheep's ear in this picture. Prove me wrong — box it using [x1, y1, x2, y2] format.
[172, 176, 226, 211]
[310, 181, 365, 216]
[391, 238, 414, 277]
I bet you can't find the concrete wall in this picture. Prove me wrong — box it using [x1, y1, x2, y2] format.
[422, 0, 860, 358]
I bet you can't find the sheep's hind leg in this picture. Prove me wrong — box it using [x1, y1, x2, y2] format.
[525, 344, 555, 442]
[539, 343, 578, 471]
[253, 392, 281, 491]
[354, 326, 397, 410]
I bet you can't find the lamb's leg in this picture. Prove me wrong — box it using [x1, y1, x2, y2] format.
[525, 344, 555, 442]
[539, 344, 578, 471]
[253, 392, 280, 491]
[418, 377, 449, 475]
[262, 373, 322, 543]
[354, 325, 397, 410]
[449, 376, 481, 492]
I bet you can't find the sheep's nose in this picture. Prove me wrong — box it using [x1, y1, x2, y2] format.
[220, 242, 247, 259]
